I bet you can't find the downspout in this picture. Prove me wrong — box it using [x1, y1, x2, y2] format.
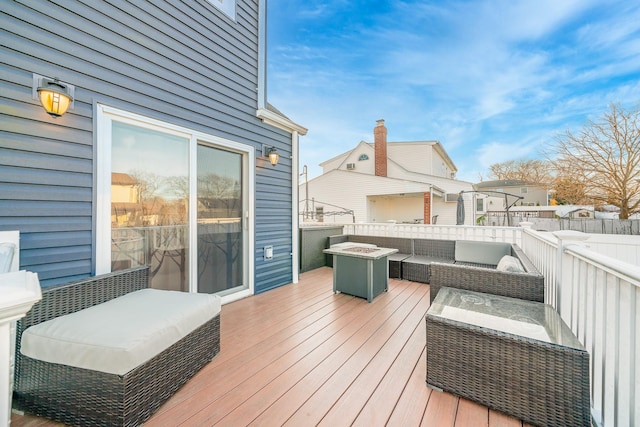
[430, 186, 434, 224]
[254, 111, 307, 285]
[257, 0, 267, 109]
[291, 130, 300, 283]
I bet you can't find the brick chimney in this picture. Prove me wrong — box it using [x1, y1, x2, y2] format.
[374, 119, 387, 177]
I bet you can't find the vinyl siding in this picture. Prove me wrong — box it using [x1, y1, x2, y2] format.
[302, 171, 430, 224]
[0, 0, 294, 291]
[339, 142, 375, 174]
[301, 170, 475, 225]
[387, 142, 434, 175]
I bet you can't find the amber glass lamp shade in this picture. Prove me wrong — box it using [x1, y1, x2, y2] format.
[268, 148, 280, 166]
[37, 79, 72, 117]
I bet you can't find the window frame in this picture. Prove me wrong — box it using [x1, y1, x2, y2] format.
[208, 0, 236, 19]
[96, 104, 255, 302]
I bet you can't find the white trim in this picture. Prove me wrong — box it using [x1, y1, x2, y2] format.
[95, 107, 112, 274]
[207, 0, 236, 19]
[96, 104, 255, 302]
[257, 0, 267, 109]
[256, 108, 308, 135]
[291, 130, 300, 283]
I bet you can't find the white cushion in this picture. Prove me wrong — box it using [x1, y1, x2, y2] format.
[455, 241, 511, 265]
[21, 289, 221, 375]
[496, 255, 525, 272]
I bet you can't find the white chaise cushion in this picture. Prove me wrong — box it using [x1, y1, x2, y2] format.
[496, 255, 525, 272]
[20, 289, 221, 375]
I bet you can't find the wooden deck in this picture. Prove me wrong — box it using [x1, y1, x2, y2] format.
[12, 267, 532, 427]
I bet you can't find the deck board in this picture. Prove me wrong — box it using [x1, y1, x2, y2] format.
[11, 267, 527, 427]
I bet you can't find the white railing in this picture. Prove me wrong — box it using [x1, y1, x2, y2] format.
[345, 223, 639, 427]
[520, 228, 558, 307]
[522, 228, 640, 427]
[343, 223, 522, 245]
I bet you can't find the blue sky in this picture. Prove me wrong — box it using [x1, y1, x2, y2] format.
[266, 0, 640, 183]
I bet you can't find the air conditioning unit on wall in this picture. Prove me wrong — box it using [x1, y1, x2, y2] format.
[445, 193, 459, 203]
[346, 163, 355, 170]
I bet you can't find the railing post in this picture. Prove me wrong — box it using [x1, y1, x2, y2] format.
[552, 230, 590, 315]
[519, 221, 533, 251]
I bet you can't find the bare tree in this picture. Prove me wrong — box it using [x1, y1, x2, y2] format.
[488, 159, 553, 184]
[548, 103, 640, 219]
[551, 174, 590, 205]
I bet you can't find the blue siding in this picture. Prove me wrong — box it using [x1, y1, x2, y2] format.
[0, 0, 295, 290]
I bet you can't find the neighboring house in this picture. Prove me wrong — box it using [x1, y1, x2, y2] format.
[1, 0, 307, 303]
[483, 205, 595, 227]
[474, 180, 551, 207]
[300, 120, 474, 225]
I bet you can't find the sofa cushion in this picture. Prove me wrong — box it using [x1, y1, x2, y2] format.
[403, 255, 455, 265]
[388, 253, 412, 262]
[455, 240, 511, 266]
[21, 288, 221, 375]
[496, 255, 525, 272]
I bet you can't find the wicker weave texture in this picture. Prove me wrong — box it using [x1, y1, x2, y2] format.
[413, 238, 455, 258]
[429, 262, 544, 304]
[388, 259, 402, 278]
[400, 239, 455, 284]
[13, 267, 221, 427]
[426, 316, 590, 427]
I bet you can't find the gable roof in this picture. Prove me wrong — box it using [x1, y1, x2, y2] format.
[319, 140, 458, 172]
[475, 179, 535, 188]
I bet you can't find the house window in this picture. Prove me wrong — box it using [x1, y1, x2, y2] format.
[475, 198, 485, 213]
[315, 207, 324, 222]
[358, 154, 369, 161]
[208, 0, 235, 19]
[97, 105, 254, 302]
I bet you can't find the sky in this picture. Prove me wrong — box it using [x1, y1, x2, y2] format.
[266, 0, 640, 183]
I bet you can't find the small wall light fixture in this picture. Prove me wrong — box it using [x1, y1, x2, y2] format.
[262, 145, 280, 166]
[33, 74, 74, 117]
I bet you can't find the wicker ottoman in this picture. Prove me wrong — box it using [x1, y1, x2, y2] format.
[14, 267, 221, 427]
[426, 287, 590, 427]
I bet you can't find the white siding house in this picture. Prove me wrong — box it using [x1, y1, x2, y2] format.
[300, 120, 475, 225]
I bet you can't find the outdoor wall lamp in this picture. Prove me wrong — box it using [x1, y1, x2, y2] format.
[34, 75, 74, 117]
[262, 145, 280, 166]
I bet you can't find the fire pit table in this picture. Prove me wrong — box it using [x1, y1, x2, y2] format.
[323, 244, 398, 302]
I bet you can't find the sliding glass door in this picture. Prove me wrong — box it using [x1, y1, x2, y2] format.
[196, 144, 246, 295]
[98, 106, 253, 300]
[111, 122, 190, 291]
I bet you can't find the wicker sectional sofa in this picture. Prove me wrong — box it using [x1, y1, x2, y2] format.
[429, 242, 544, 304]
[13, 266, 221, 427]
[327, 235, 544, 304]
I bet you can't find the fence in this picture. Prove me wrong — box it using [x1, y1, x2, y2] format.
[343, 223, 522, 245]
[299, 225, 344, 272]
[505, 217, 640, 234]
[522, 228, 640, 427]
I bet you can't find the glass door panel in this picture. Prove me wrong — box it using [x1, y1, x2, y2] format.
[197, 144, 245, 295]
[111, 122, 189, 291]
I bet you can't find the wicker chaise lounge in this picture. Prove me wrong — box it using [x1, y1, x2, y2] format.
[13, 266, 221, 427]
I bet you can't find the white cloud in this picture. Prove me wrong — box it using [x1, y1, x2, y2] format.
[268, 0, 640, 183]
